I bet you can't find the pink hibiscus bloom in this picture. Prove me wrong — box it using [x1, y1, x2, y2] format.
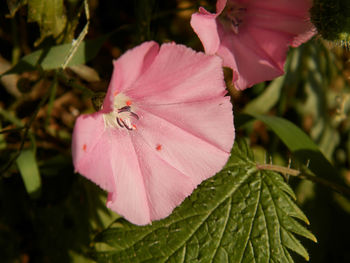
[191, 0, 316, 90]
[72, 41, 235, 225]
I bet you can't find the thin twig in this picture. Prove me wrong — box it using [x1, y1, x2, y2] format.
[0, 90, 50, 175]
[62, 0, 90, 69]
[0, 126, 25, 134]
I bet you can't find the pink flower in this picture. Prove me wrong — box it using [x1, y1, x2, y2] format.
[72, 41, 235, 225]
[191, 0, 316, 90]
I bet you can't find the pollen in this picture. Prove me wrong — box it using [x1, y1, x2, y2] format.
[83, 144, 87, 152]
[156, 144, 162, 151]
[113, 91, 118, 96]
[126, 100, 132, 106]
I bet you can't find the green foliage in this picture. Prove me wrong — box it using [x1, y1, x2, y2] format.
[27, 0, 67, 45]
[243, 76, 285, 115]
[91, 140, 315, 263]
[252, 115, 338, 182]
[16, 148, 41, 198]
[2, 35, 109, 76]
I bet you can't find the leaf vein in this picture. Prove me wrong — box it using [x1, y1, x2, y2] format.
[211, 197, 232, 261]
[238, 173, 262, 263]
[162, 172, 251, 262]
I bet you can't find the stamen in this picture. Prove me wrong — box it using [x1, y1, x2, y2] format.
[130, 112, 139, 120]
[120, 118, 133, 130]
[118, 106, 131, 113]
[117, 117, 125, 128]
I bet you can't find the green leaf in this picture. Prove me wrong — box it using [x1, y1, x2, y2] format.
[27, 0, 67, 45]
[1, 35, 108, 76]
[92, 140, 315, 263]
[16, 148, 41, 198]
[251, 114, 339, 183]
[243, 76, 285, 115]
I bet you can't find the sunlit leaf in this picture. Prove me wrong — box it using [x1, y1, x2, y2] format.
[1, 35, 108, 76]
[16, 148, 41, 198]
[27, 0, 67, 45]
[91, 140, 315, 263]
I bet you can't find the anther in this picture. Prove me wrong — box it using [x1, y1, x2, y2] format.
[118, 106, 131, 113]
[117, 118, 125, 128]
[129, 112, 139, 120]
[120, 118, 133, 130]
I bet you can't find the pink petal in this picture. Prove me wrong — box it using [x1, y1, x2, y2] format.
[216, 0, 227, 14]
[246, 27, 290, 70]
[247, 0, 316, 49]
[291, 23, 316, 47]
[247, 7, 315, 47]
[105, 131, 151, 225]
[218, 31, 284, 90]
[127, 133, 196, 221]
[106, 100, 234, 225]
[127, 43, 226, 104]
[102, 41, 159, 112]
[190, 9, 220, 55]
[139, 97, 234, 153]
[135, 107, 231, 186]
[72, 113, 114, 192]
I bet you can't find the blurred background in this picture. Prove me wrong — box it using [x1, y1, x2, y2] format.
[0, 0, 350, 262]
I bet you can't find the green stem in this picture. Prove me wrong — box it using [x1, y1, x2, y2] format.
[257, 163, 350, 199]
[0, 89, 50, 175]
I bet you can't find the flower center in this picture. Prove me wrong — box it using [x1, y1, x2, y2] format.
[220, 1, 247, 34]
[103, 93, 139, 131]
